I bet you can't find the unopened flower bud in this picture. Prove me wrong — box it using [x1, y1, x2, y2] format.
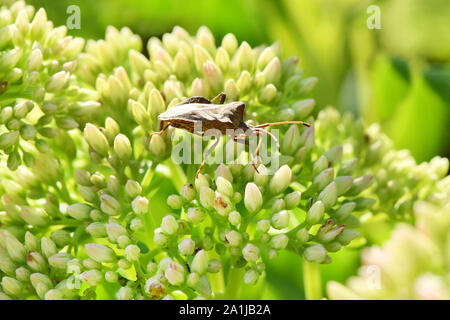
[345, 175, 375, 196]
[242, 243, 260, 262]
[334, 202, 355, 221]
[335, 176, 354, 196]
[181, 184, 196, 201]
[1, 276, 23, 297]
[6, 236, 26, 263]
[307, 201, 324, 225]
[271, 210, 290, 229]
[225, 230, 242, 247]
[80, 269, 103, 286]
[100, 194, 120, 215]
[114, 134, 132, 161]
[117, 286, 133, 300]
[85, 243, 116, 263]
[270, 165, 292, 195]
[228, 211, 241, 226]
[285, 191, 301, 209]
[131, 196, 149, 214]
[257, 220, 271, 233]
[216, 177, 233, 198]
[244, 183, 262, 213]
[199, 186, 215, 209]
[84, 123, 109, 156]
[178, 238, 195, 256]
[318, 182, 338, 209]
[337, 158, 358, 176]
[270, 234, 289, 250]
[336, 229, 360, 246]
[41, 237, 56, 258]
[244, 269, 259, 285]
[191, 249, 208, 275]
[304, 244, 328, 263]
[125, 245, 140, 261]
[165, 261, 185, 286]
[161, 215, 178, 235]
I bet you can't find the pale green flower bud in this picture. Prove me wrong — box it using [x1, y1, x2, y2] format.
[104, 117, 120, 143]
[222, 33, 238, 55]
[313, 155, 328, 176]
[44, 289, 63, 300]
[173, 51, 190, 80]
[187, 272, 200, 288]
[130, 99, 150, 128]
[130, 218, 144, 231]
[207, 259, 222, 273]
[106, 222, 127, 243]
[48, 253, 72, 270]
[199, 186, 215, 210]
[257, 46, 276, 70]
[27, 48, 42, 71]
[324, 146, 343, 166]
[0, 255, 16, 275]
[26, 251, 47, 273]
[263, 57, 281, 84]
[244, 269, 259, 285]
[167, 194, 183, 209]
[215, 164, 233, 183]
[117, 235, 131, 248]
[335, 176, 354, 196]
[80, 269, 103, 286]
[125, 180, 141, 198]
[165, 261, 185, 286]
[270, 234, 289, 250]
[46, 71, 69, 92]
[90, 209, 104, 221]
[203, 60, 223, 93]
[346, 175, 375, 196]
[0, 48, 21, 70]
[313, 168, 334, 192]
[118, 258, 131, 269]
[318, 182, 338, 209]
[85, 243, 116, 263]
[235, 41, 254, 71]
[0, 131, 19, 149]
[100, 194, 121, 215]
[30, 273, 53, 299]
[148, 88, 166, 119]
[41, 237, 57, 258]
[272, 210, 290, 229]
[307, 201, 324, 225]
[224, 78, 240, 101]
[19, 206, 48, 228]
[154, 229, 169, 248]
[129, 49, 150, 73]
[296, 228, 310, 243]
[194, 44, 212, 73]
[0, 107, 14, 124]
[192, 249, 208, 275]
[1, 276, 23, 297]
[117, 286, 133, 300]
[181, 183, 196, 201]
[178, 238, 195, 256]
[161, 215, 178, 235]
[50, 230, 71, 247]
[67, 203, 91, 220]
[237, 70, 252, 95]
[228, 211, 241, 226]
[125, 245, 140, 261]
[216, 177, 233, 198]
[281, 125, 301, 155]
[285, 191, 301, 209]
[244, 182, 263, 213]
[84, 123, 109, 156]
[242, 243, 260, 262]
[353, 197, 376, 211]
[215, 47, 230, 72]
[336, 229, 360, 246]
[337, 158, 358, 176]
[186, 207, 206, 225]
[30, 8, 47, 40]
[292, 99, 315, 118]
[6, 236, 26, 263]
[304, 244, 328, 263]
[75, 169, 91, 186]
[131, 196, 148, 214]
[334, 202, 355, 221]
[15, 267, 30, 282]
[259, 84, 277, 104]
[113, 134, 132, 161]
[105, 271, 118, 283]
[225, 230, 242, 247]
[269, 165, 292, 195]
[257, 219, 271, 233]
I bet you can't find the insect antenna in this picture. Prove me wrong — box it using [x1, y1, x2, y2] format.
[254, 120, 311, 128]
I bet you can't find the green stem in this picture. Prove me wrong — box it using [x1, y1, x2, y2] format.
[302, 259, 322, 300]
[164, 158, 187, 190]
[224, 267, 245, 300]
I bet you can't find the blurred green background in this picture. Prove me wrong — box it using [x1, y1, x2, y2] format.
[32, 0, 450, 299]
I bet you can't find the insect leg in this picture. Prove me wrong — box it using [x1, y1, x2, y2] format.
[196, 137, 221, 178]
[255, 128, 280, 153]
[210, 92, 226, 104]
[254, 121, 311, 128]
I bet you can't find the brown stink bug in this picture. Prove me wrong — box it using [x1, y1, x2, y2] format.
[151, 92, 310, 177]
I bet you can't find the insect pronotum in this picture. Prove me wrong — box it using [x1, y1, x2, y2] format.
[151, 92, 310, 178]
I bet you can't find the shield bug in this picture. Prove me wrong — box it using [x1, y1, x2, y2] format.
[151, 92, 310, 177]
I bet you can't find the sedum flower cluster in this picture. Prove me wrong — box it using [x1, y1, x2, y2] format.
[327, 180, 450, 299]
[0, 1, 449, 300]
